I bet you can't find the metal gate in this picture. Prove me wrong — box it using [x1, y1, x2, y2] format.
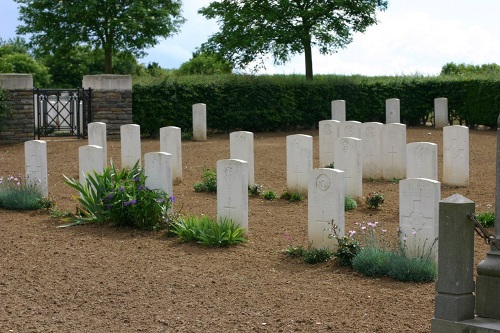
[34, 88, 92, 139]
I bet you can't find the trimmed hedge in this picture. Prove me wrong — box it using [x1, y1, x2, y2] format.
[132, 74, 500, 136]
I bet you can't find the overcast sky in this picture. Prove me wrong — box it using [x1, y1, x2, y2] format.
[1, 0, 499, 76]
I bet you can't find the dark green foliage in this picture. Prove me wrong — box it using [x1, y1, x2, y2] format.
[476, 211, 495, 228]
[365, 192, 385, 209]
[193, 165, 217, 193]
[262, 190, 277, 200]
[0, 88, 11, 132]
[170, 216, 246, 247]
[0, 176, 49, 210]
[280, 191, 303, 202]
[284, 244, 333, 264]
[177, 51, 233, 75]
[345, 197, 357, 211]
[133, 74, 500, 137]
[387, 255, 436, 283]
[63, 161, 172, 230]
[330, 225, 361, 267]
[248, 184, 262, 196]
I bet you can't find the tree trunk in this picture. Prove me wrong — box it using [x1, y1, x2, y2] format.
[104, 47, 113, 74]
[304, 39, 313, 80]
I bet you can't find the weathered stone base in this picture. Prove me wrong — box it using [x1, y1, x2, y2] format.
[432, 317, 500, 333]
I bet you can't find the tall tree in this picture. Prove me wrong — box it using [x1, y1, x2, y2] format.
[200, 0, 388, 80]
[15, 0, 185, 74]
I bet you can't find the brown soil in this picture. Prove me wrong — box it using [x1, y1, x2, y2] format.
[0, 126, 496, 333]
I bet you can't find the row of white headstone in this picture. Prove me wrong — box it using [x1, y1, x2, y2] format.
[331, 97, 451, 129]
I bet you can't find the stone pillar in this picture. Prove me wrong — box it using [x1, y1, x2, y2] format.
[475, 115, 500, 320]
[82, 75, 133, 137]
[0, 74, 34, 144]
[433, 194, 475, 323]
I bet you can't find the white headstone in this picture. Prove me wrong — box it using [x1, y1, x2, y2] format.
[382, 123, 406, 180]
[88, 122, 107, 165]
[160, 126, 182, 184]
[217, 159, 248, 235]
[399, 178, 440, 261]
[319, 120, 340, 167]
[286, 134, 313, 195]
[79, 145, 105, 185]
[24, 140, 48, 197]
[339, 121, 362, 139]
[145, 152, 173, 212]
[435, 97, 449, 129]
[386, 98, 400, 124]
[331, 100, 346, 122]
[406, 142, 438, 181]
[192, 103, 207, 141]
[120, 124, 141, 169]
[361, 122, 383, 179]
[308, 168, 345, 250]
[334, 137, 362, 201]
[230, 131, 255, 185]
[443, 125, 469, 186]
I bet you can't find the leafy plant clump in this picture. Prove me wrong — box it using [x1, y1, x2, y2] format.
[170, 216, 246, 247]
[329, 224, 361, 267]
[345, 197, 357, 211]
[280, 191, 303, 202]
[193, 165, 217, 193]
[283, 232, 333, 264]
[248, 183, 262, 196]
[63, 161, 173, 230]
[365, 192, 385, 209]
[0, 175, 50, 210]
[262, 190, 277, 200]
[476, 211, 495, 228]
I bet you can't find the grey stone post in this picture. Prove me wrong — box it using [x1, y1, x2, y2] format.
[433, 194, 475, 323]
[475, 115, 500, 320]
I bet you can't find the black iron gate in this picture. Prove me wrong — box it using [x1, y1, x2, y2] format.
[34, 88, 92, 139]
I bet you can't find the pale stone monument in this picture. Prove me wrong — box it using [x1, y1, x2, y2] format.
[339, 121, 362, 139]
[286, 134, 313, 195]
[399, 178, 440, 261]
[88, 122, 107, 165]
[443, 125, 469, 187]
[382, 123, 406, 180]
[120, 124, 141, 169]
[144, 152, 173, 212]
[217, 159, 248, 235]
[435, 97, 449, 129]
[160, 126, 182, 184]
[331, 100, 346, 122]
[230, 131, 255, 185]
[334, 137, 362, 201]
[308, 168, 345, 250]
[406, 142, 438, 181]
[386, 98, 400, 124]
[318, 120, 340, 167]
[192, 103, 207, 141]
[361, 122, 383, 179]
[78, 145, 105, 186]
[24, 140, 48, 197]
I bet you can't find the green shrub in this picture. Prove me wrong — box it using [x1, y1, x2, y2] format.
[0, 88, 12, 132]
[62, 161, 173, 230]
[193, 165, 217, 193]
[248, 184, 262, 196]
[0, 175, 49, 210]
[302, 247, 333, 264]
[262, 190, 277, 200]
[329, 224, 361, 267]
[365, 192, 385, 209]
[345, 197, 357, 211]
[388, 255, 436, 283]
[352, 247, 394, 277]
[170, 216, 246, 247]
[476, 211, 495, 228]
[280, 191, 303, 202]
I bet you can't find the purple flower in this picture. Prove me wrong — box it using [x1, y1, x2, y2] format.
[170, 196, 176, 203]
[120, 186, 125, 192]
[133, 177, 141, 182]
[138, 185, 144, 190]
[130, 199, 137, 205]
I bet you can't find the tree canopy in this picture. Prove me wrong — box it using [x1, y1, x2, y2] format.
[176, 50, 233, 75]
[199, 0, 388, 80]
[440, 62, 500, 77]
[15, 0, 185, 74]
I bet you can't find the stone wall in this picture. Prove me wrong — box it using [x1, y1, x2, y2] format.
[0, 74, 34, 144]
[83, 75, 133, 138]
[90, 90, 133, 137]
